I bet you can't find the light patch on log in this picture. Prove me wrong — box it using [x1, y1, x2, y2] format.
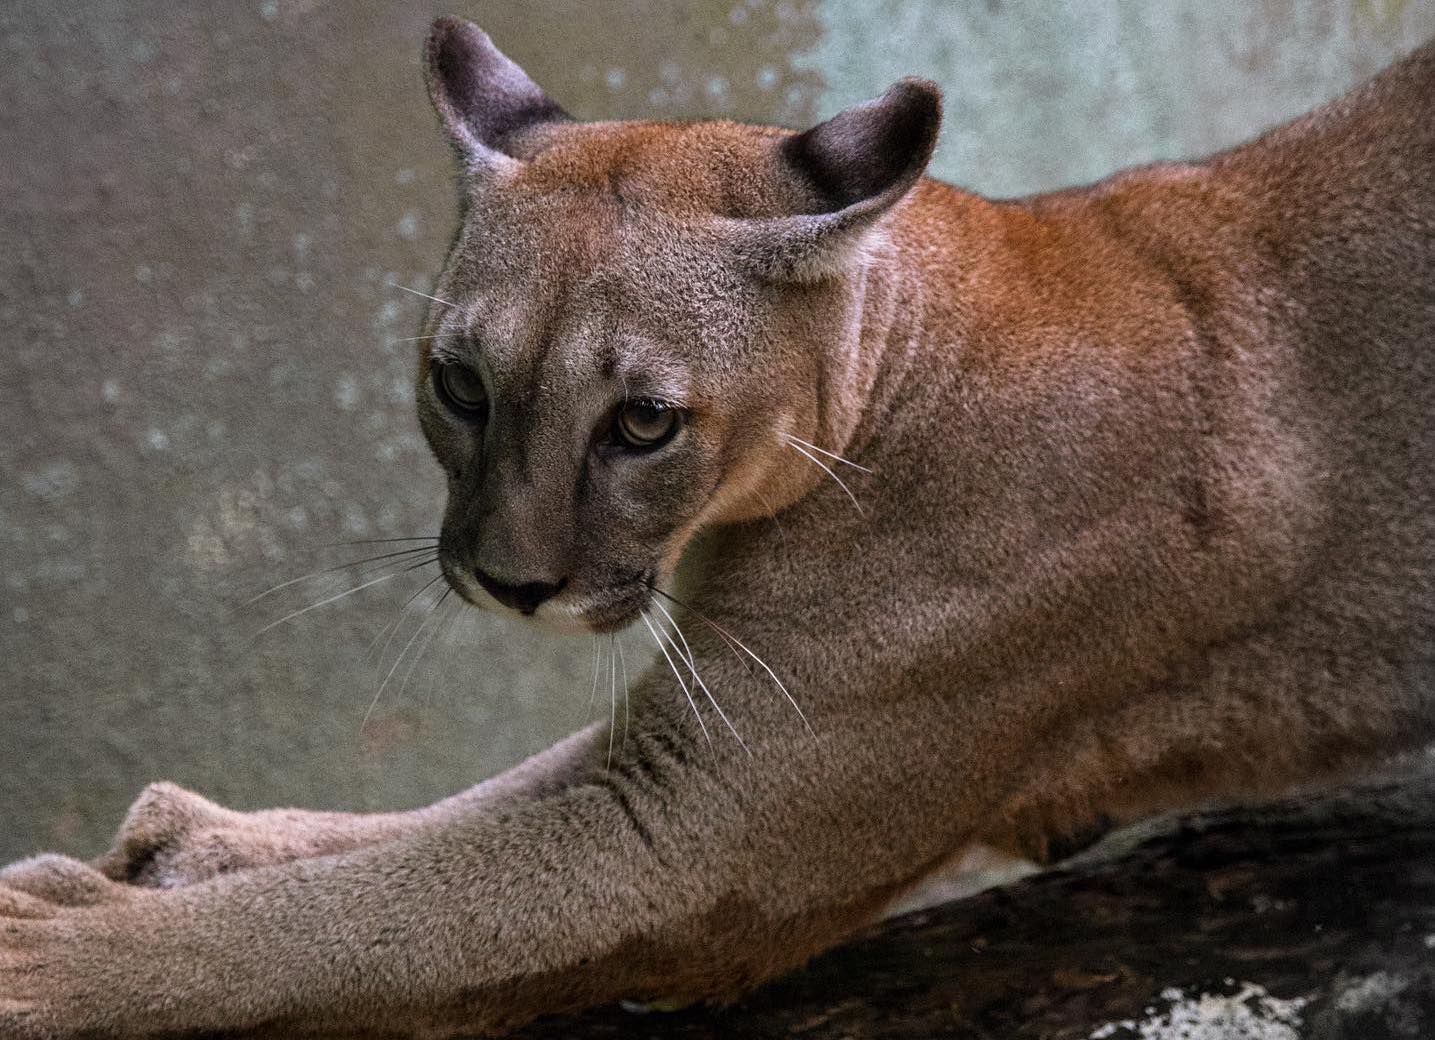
[1332, 970, 1412, 1014]
[1088, 982, 1308, 1040]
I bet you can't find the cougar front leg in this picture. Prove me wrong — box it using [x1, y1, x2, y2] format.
[0, 707, 958, 1038]
[26, 723, 605, 893]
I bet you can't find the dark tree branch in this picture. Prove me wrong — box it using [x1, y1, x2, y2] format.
[518, 774, 1435, 1039]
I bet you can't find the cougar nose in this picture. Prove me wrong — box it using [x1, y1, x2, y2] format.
[473, 568, 567, 615]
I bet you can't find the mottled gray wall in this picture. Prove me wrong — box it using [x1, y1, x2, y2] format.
[806, 0, 1435, 196]
[3, 0, 1432, 863]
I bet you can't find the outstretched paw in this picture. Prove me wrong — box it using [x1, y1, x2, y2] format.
[95, 781, 278, 888]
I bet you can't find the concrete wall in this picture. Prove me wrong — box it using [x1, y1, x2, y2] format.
[3, 0, 1432, 862]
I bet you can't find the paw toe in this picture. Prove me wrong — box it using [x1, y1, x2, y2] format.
[0, 885, 56, 920]
[0, 855, 124, 909]
[130, 782, 233, 835]
[95, 782, 236, 883]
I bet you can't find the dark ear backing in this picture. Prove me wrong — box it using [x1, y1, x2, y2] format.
[733, 78, 942, 281]
[423, 17, 569, 172]
[782, 78, 942, 215]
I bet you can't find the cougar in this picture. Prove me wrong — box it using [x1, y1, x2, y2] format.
[3, 18, 1433, 1038]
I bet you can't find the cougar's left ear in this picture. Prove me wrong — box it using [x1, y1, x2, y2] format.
[737, 78, 942, 281]
[423, 17, 570, 176]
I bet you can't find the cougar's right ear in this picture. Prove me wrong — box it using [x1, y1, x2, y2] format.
[423, 17, 569, 175]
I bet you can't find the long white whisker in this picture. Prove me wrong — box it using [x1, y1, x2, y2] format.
[420, 594, 467, 711]
[745, 484, 789, 548]
[363, 582, 446, 730]
[244, 546, 437, 607]
[651, 587, 813, 737]
[363, 612, 405, 669]
[606, 634, 617, 770]
[648, 587, 754, 684]
[397, 588, 453, 703]
[616, 633, 631, 754]
[253, 560, 434, 637]
[785, 441, 864, 515]
[387, 282, 457, 309]
[321, 536, 439, 548]
[651, 588, 752, 680]
[641, 612, 711, 748]
[705, 619, 812, 737]
[650, 598, 747, 753]
[782, 433, 873, 473]
[369, 572, 446, 673]
[586, 634, 601, 724]
[388, 321, 465, 346]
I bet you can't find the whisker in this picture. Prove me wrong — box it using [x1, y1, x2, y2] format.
[420, 594, 468, 711]
[364, 596, 410, 668]
[784, 440, 864, 516]
[363, 580, 446, 730]
[607, 633, 617, 770]
[782, 433, 873, 474]
[641, 611, 711, 749]
[361, 602, 408, 671]
[244, 546, 437, 606]
[650, 584, 753, 678]
[389, 314, 469, 347]
[744, 484, 790, 548]
[397, 588, 453, 703]
[649, 598, 747, 753]
[321, 536, 439, 548]
[370, 572, 446, 673]
[649, 585, 814, 737]
[586, 634, 601, 724]
[253, 558, 437, 637]
[616, 632, 631, 755]
[387, 281, 458, 309]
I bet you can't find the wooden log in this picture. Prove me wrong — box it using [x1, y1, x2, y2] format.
[516, 774, 1435, 1038]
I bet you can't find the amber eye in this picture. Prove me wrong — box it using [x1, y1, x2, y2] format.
[614, 401, 680, 449]
[434, 363, 487, 418]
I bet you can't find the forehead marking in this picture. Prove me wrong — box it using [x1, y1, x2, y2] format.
[599, 340, 619, 380]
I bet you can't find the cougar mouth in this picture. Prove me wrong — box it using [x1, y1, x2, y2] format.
[562, 568, 656, 634]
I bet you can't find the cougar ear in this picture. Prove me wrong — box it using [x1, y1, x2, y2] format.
[738, 79, 942, 281]
[423, 17, 569, 174]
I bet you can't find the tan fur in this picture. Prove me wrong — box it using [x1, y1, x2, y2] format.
[4, 19, 1435, 1037]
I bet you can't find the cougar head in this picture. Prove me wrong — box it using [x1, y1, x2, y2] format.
[415, 17, 940, 632]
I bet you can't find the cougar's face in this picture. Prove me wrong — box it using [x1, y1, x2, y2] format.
[416, 170, 801, 633]
[415, 19, 939, 633]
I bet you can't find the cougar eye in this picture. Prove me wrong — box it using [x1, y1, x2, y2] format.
[614, 401, 680, 450]
[434, 363, 487, 418]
